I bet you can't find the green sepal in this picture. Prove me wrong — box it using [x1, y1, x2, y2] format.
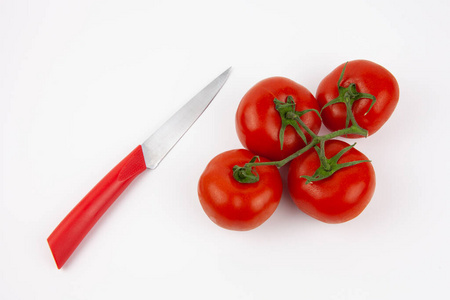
[296, 108, 322, 120]
[232, 156, 260, 184]
[301, 143, 371, 184]
[320, 62, 376, 130]
[274, 97, 321, 150]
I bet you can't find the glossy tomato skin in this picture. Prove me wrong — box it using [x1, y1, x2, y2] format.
[288, 140, 376, 224]
[236, 77, 321, 161]
[198, 149, 282, 231]
[316, 60, 399, 137]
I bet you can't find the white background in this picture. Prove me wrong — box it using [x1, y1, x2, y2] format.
[1, 0, 449, 299]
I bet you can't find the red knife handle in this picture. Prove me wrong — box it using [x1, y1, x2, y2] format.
[47, 145, 147, 269]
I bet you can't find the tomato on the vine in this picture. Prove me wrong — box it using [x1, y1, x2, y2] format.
[288, 140, 376, 224]
[316, 60, 399, 137]
[236, 77, 321, 161]
[198, 149, 282, 231]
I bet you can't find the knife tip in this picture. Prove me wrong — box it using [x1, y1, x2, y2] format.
[222, 66, 232, 79]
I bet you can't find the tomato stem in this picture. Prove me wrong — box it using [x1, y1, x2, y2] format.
[240, 123, 366, 173]
[236, 115, 368, 184]
[244, 140, 317, 169]
[287, 112, 318, 140]
[315, 141, 331, 171]
[235, 64, 374, 184]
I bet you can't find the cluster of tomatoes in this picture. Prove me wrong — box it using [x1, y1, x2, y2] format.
[198, 60, 399, 230]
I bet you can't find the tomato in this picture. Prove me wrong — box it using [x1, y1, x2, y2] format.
[236, 77, 322, 161]
[198, 149, 283, 231]
[288, 140, 376, 223]
[316, 60, 399, 137]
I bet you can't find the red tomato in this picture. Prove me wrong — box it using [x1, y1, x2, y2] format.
[198, 149, 282, 231]
[236, 77, 321, 161]
[316, 60, 399, 137]
[288, 140, 376, 223]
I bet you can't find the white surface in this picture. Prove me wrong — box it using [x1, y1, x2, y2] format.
[1, 0, 449, 299]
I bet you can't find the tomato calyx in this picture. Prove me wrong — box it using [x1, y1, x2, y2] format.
[301, 142, 371, 184]
[320, 62, 376, 135]
[274, 96, 321, 149]
[232, 156, 260, 183]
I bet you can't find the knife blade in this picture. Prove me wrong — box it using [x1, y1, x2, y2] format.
[47, 67, 231, 269]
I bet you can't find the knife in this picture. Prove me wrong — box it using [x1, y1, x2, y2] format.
[47, 68, 231, 269]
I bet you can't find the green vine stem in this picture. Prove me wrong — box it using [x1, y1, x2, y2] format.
[236, 123, 366, 170]
[233, 62, 376, 184]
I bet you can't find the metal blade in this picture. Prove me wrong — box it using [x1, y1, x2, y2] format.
[141, 67, 231, 169]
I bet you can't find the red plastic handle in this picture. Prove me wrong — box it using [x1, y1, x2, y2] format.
[47, 145, 147, 269]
